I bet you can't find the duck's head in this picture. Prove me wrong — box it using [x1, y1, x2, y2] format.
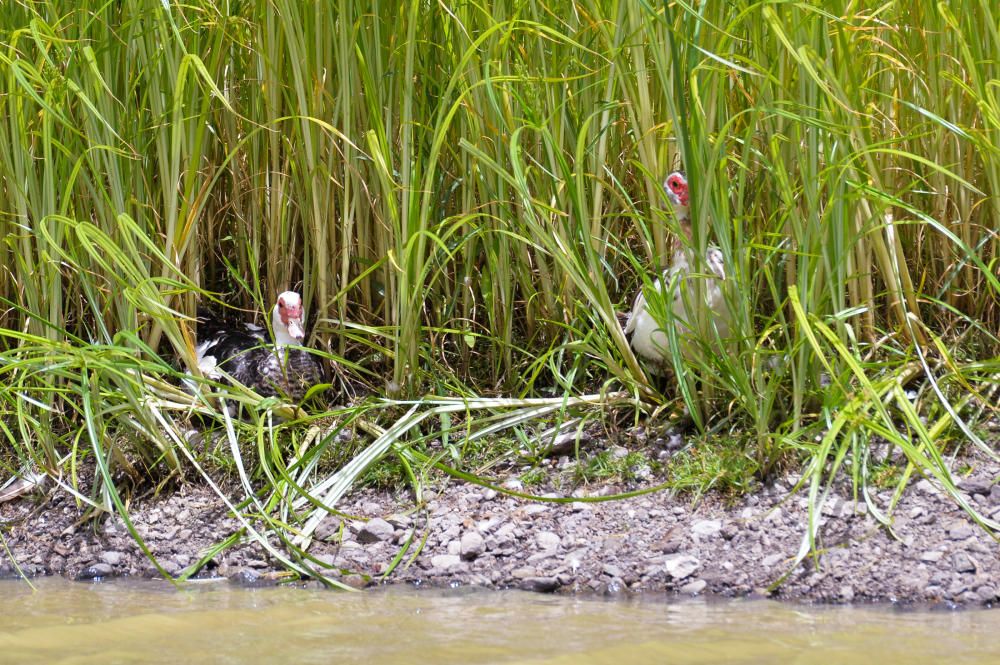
[663, 171, 690, 219]
[274, 291, 305, 343]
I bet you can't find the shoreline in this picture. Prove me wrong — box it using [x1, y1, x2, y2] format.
[2, 451, 998, 607]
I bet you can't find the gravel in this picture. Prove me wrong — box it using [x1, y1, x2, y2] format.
[1, 446, 998, 607]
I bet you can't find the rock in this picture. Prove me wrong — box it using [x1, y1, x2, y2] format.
[990, 485, 1000, 504]
[664, 554, 700, 580]
[76, 563, 113, 580]
[947, 523, 975, 541]
[679, 579, 707, 595]
[100, 551, 124, 566]
[976, 585, 998, 602]
[762, 554, 785, 568]
[821, 498, 840, 517]
[839, 585, 855, 602]
[521, 576, 560, 592]
[957, 478, 993, 496]
[357, 518, 394, 544]
[602, 563, 624, 579]
[914, 479, 939, 495]
[920, 550, 944, 563]
[430, 554, 463, 571]
[609, 446, 629, 460]
[536, 531, 561, 550]
[952, 552, 977, 574]
[655, 538, 684, 554]
[691, 520, 722, 537]
[460, 531, 485, 560]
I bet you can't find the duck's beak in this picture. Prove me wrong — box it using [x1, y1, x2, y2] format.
[287, 318, 305, 342]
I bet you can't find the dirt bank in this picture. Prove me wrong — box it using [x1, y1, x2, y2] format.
[2, 444, 998, 606]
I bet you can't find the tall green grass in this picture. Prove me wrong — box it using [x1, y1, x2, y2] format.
[1, 0, 997, 580]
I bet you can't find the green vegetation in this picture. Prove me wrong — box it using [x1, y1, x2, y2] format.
[1, 1, 997, 583]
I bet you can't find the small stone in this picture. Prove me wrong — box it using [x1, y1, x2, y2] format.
[430, 554, 463, 570]
[502, 478, 524, 491]
[679, 579, 707, 595]
[989, 485, 1000, 504]
[609, 446, 629, 460]
[691, 520, 722, 537]
[101, 551, 124, 567]
[914, 479, 939, 495]
[920, 550, 944, 563]
[460, 531, 485, 561]
[957, 478, 993, 496]
[536, 531, 561, 551]
[521, 576, 560, 593]
[952, 552, 977, 574]
[821, 498, 841, 517]
[76, 563, 113, 581]
[840, 585, 855, 602]
[602, 563, 624, 579]
[976, 585, 998, 602]
[947, 523, 975, 541]
[762, 554, 785, 568]
[664, 554, 700, 580]
[357, 518, 394, 544]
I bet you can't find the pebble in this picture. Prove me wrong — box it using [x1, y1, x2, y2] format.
[679, 579, 707, 594]
[990, 485, 1000, 504]
[919, 550, 943, 563]
[762, 553, 785, 568]
[664, 554, 700, 580]
[536, 531, 561, 550]
[952, 552, 977, 574]
[76, 563, 113, 581]
[101, 551, 124, 566]
[521, 576, 560, 592]
[460, 531, 485, 560]
[430, 554, 463, 570]
[357, 518, 394, 544]
[839, 585, 855, 602]
[691, 520, 722, 537]
[947, 523, 975, 541]
[957, 478, 993, 496]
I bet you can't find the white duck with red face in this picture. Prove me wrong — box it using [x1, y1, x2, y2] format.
[195, 291, 325, 401]
[625, 171, 729, 370]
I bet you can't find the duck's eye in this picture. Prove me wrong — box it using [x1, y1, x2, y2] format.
[670, 179, 681, 190]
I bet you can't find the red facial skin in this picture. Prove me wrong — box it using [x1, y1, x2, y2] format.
[665, 173, 689, 207]
[278, 297, 303, 327]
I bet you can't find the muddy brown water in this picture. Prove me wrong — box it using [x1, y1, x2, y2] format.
[1, 579, 997, 664]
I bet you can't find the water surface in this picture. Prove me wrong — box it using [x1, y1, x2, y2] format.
[0, 579, 996, 664]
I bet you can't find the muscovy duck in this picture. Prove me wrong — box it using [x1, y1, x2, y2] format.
[194, 291, 325, 401]
[625, 171, 730, 371]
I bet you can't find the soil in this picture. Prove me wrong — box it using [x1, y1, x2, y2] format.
[2, 428, 998, 607]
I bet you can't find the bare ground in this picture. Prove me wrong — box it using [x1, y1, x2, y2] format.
[2, 437, 998, 607]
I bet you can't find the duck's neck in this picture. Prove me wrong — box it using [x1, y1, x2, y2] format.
[271, 308, 297, 348]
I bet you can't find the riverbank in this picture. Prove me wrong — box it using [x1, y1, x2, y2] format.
[2, 443, 998, 606]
